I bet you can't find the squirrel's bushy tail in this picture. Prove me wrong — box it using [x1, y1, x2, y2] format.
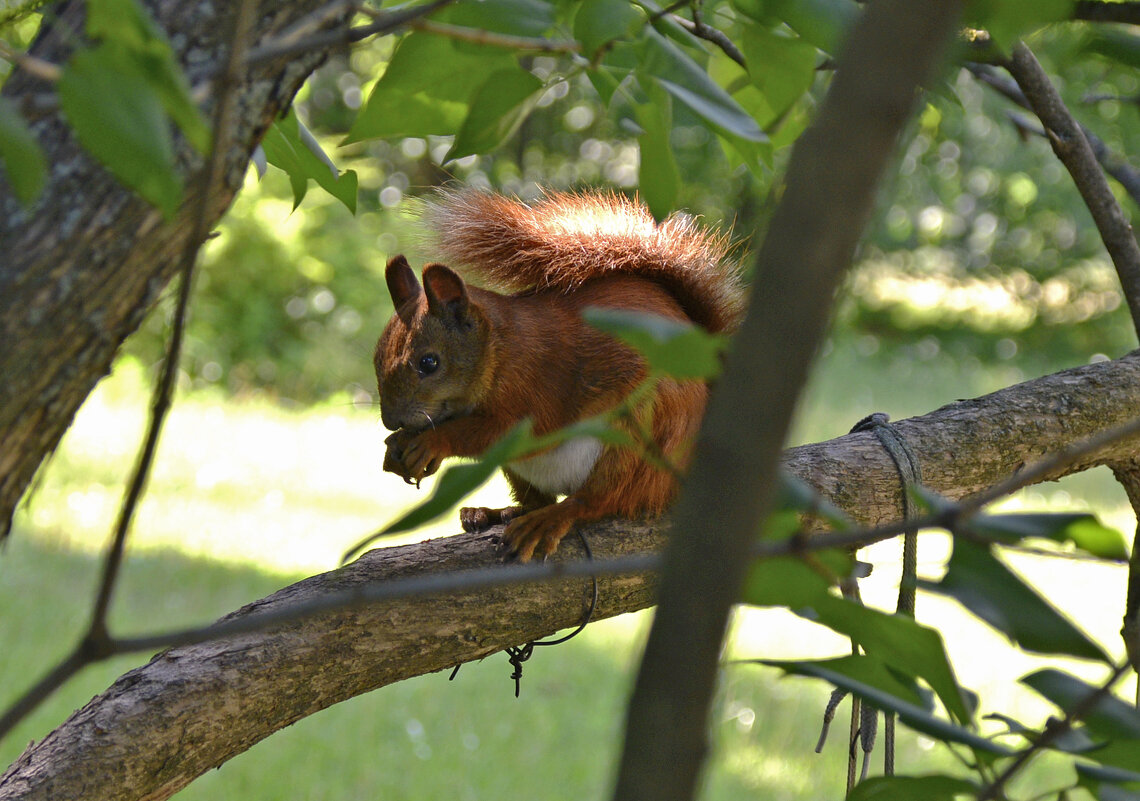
[421, 189, 745, 333]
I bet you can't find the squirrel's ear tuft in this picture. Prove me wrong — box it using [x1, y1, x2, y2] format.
[422, 263, 474, 326]
[386, 255, 422, 324]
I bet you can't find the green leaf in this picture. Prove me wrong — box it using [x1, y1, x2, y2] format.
[86, 0, 210, 153]
[574, 0, 644, 57]
[446, 68, 544, 161]
[847, 774, 979, 801]
[811, 595, 973, 725]
[59, 44, 183, 218]
[582, 307, 728, 379]
[763, 653, 928, 708]
[634, 82, 680, 220]
[1060, 516, 1129, 560]
[732, 0, 859, 54]
[738, 26, 818, 126]
[438, 0, 555, 38]
[87, 0, 163, 49]
[0, 98, 47, 206]
[1076, 762, 1140, 798]
[1023, 670, 1140, 741]
[637, 29, 766, 144]
[775, 471, 852, 531]
[755, 658, 1007, 755]
[983, 713, 1102, 753]
[261, 111, 357, 213]
[742, 556, 835, 608]
[968, 512, 1127, 560]
[345, 33, 515, 143]
[921, 540, 1110, 663]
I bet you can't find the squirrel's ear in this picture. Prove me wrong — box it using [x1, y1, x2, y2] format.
[422, 263, 474, 326]
[386, 255, 422, 324]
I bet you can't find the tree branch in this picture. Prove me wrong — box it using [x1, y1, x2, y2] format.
[4, 351, 1140, 800]
[968, 62, 1140, 209]
[1005, 43, 1140, 341]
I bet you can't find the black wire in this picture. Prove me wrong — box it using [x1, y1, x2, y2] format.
[449, 529, 599, 695]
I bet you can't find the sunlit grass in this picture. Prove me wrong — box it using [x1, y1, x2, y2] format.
[2, 345, 1135, 799]
[16, 357, 515, 575]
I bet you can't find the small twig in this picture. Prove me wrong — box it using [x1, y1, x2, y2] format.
[648, 0, 694, 23]
[407, 18, 581, 53]
[90, 0, 256, 635]
[259, 0, 357, 54]
[0, 647, 88, 740]
[1109, 463, 1140, 702]
[1081, 92, 1140, 106]
[1005, 43, 1140, 340]
[968, 63, 1140, 210]
[0, 39, 62, 81]
[976, 662, 1132, 801]
[671, 13, 746, 68]
[239, 0, 454, 69]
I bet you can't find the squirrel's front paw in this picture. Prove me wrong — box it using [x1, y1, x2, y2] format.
[460, 505, 524, 533]
[383, 428, 444, 484]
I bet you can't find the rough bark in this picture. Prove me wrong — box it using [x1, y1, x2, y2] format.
[3, 350, 1140, 801]
[0, 0, 350, 539]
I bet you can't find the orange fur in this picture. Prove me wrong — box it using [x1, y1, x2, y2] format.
[376, 190, 744, 561]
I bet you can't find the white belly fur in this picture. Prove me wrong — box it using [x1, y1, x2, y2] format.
[508, 436, 603, 496]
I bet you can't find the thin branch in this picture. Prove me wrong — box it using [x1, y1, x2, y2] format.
[968, 63, 1140, 210]
[1073, 1, 1140, 24]
[976, 662, 1133, 801]
[671, 12, 746, 68]
[1108, 462, 1140, 702]
[1006, 43, 1140, 340]
[259, 0, 357, 53]
[239, 0, 454, 69]
[0, 647, 88, 741]
[407, 18, 581, 53]
[90, 0, 256, 634]
[0, 39, 60, 82]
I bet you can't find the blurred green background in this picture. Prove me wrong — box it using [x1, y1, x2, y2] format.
[3, 13, 1140, 801]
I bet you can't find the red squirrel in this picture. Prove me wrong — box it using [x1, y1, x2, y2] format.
[375, 190, 743, 561]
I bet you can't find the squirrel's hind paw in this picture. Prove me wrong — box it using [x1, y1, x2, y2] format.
[501, 507, 575, 563]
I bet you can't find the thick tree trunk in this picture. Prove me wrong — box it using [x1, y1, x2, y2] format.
[2, 351, 1139, 801]
[0, 0, 348, 539]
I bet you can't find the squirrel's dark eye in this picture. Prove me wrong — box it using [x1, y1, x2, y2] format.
[417, 353, 440, 376]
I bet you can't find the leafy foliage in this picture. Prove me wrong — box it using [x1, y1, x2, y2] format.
[56, 0, 208, 216]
